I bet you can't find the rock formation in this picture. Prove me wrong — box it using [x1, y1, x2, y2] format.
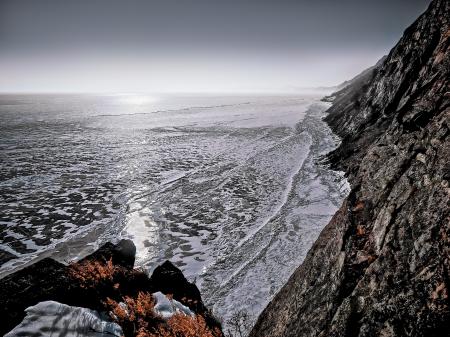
[250, 0, 449, 336]
[0, 240, 223, 337]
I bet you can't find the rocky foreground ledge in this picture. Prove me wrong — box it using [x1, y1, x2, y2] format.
[0, 239, 223, 337]
[250, 0, 449, 336]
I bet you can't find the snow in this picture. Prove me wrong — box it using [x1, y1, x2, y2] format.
[153, 291, 194, 318]
[4, 301, 123, 337]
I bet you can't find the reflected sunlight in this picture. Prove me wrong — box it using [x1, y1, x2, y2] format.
[116, 94, 158, 106]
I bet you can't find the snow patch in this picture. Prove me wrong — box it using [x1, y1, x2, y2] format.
[5, 301, 123, 337]
[153, 291, 194, 319]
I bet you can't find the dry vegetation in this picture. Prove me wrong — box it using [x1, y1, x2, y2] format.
[164, 313, 220, 337]
[105, 292, 221, 337]
[69, 258, 119, 288]
[225, 309, 254, 337]
[68, 259, 221, 337]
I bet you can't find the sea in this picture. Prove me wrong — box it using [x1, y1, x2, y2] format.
[0, 93, 348, 332]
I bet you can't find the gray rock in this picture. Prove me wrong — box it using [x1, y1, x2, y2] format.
[250, 0, 449, 336]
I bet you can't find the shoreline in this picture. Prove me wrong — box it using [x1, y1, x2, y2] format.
[0, 97, 348, 336]
[249, 1, 449, 335]
[201, 101, 349, 333]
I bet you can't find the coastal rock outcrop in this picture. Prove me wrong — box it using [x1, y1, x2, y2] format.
[0, 240, 223, 337]
[250, 0, 449, 336]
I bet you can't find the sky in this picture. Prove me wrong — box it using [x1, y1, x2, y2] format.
[0, 0, 431, 94]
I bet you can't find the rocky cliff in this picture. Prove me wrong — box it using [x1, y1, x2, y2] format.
[250, 1, 449, 336]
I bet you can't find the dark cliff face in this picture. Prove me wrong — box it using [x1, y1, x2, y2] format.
[250, 1, 449, 337]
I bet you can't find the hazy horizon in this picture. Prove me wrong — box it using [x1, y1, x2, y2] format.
[0, 0, 430, 94]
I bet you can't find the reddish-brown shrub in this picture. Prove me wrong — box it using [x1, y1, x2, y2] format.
[69, 258, 118, 288]
[105, 292, 159, 334]
[105, 292, 220, 337]
[166, 313, 219, 337]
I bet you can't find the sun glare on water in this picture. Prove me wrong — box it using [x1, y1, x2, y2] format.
[116, 94, 158, 106]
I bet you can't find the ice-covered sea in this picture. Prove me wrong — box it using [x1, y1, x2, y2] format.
[0, 93, 348, 331]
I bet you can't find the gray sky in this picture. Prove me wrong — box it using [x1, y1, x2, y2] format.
[0, 0, 431, 93]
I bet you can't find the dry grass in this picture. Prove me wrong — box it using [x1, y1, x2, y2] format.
[69, 258, 119, 288]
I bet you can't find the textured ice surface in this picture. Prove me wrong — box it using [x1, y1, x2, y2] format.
[0, 94, 348, 333]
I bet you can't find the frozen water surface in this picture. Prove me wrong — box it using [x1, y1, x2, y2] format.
[0, 93, 349, 332]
